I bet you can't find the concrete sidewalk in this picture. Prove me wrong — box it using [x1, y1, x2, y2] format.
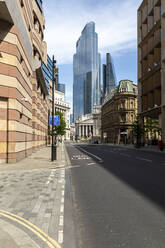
[0, 143, 66, 171]
[0, 143, 67, 248]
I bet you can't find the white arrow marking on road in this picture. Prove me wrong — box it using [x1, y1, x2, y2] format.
[77, 147, 103, 162]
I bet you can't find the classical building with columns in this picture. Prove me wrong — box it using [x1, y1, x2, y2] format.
[75, 105, 101, 141]
[55, 90, 70, 141]
[75, 114, 94, 140]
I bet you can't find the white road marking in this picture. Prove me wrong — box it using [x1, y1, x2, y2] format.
[58, 170, 65, 245]
[58, 230, 63, 244]
[120, 153, 131, 157]
[60, 204, 64, 213]
[61, 190, 65, 196]
[88, 163, 96, 166]
[59, 215, 64, 226]
[58, 179, 65, 183]
[77, 147, 103, 162]
[136, 157, 152, 163]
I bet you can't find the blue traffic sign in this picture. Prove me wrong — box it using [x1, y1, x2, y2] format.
[49, 115, 60, 126]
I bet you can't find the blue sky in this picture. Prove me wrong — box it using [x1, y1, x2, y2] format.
[43, 0, 142, 111]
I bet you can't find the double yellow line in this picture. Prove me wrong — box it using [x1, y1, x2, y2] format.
[0, 210, 61, 248]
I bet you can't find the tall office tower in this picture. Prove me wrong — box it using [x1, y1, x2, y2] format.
[73, 22, 101, 122]
[103, 53, 116, 100]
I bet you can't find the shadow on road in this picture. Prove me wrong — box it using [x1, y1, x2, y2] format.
[74, 144, 165, 212]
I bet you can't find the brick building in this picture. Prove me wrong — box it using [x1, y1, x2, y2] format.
[0, 0, 50, 163]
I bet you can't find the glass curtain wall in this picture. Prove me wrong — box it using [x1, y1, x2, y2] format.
[103, 53, 116, 99]
[73, 22, 101, 122]
[42, 55, 53, 90]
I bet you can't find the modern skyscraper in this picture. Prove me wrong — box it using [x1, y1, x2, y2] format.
[73, 22, 101, 122]
[103, 53, 116, 100]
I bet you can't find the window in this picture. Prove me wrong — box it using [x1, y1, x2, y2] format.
[122, 88, 126, 92]
[121, 101, 125, 109]
[121, 114, 126, 122]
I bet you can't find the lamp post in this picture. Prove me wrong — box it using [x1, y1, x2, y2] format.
[51, 55, 56, 161]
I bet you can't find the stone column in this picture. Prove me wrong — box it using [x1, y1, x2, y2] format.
[82, 125, 84, 137]
[87, 125, 89, 137]
[89, 125, 91, 137]
[91, 125, 93, 137]
[79, 125, 81, 138]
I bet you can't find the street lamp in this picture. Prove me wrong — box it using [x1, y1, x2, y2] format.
[51, 55, 57, 161]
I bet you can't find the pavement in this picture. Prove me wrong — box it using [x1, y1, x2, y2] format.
[0, 143, 69, 248]
[65, 142, 165, 248]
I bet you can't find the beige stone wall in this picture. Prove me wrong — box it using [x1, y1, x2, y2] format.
[101, 92, 137, 144]
[0, 1, 50, 163]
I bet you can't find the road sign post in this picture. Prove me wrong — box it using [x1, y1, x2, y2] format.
[51, 56, 57, 161]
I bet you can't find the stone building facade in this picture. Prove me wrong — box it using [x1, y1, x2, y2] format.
[75, 114, 94, 140]
[101, 80, 138, 144]
[75, 105, 101, 141]
[138, 0, 165, 143]
[0, 0, 50, 163]
[55, 90, 70, 141]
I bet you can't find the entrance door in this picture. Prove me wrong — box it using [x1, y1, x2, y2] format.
[0, 98, 8, 163]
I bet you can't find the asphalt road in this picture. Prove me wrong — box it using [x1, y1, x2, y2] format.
[65, 143, 165, 248]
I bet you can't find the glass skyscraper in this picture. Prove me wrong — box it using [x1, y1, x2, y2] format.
[42, 55, 66, 94]
[103, 53, 116, 99]
[42, 55, 52, 90]
[73, 22, 101, 122]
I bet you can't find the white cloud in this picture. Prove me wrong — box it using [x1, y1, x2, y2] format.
[44, 0, 141, 64]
